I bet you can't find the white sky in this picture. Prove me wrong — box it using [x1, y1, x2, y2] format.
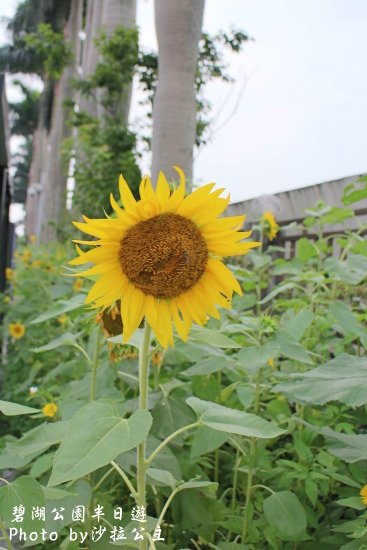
[2, 0, 367, 203]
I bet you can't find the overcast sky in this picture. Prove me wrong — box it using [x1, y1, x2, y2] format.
[2, 0, 367, 203]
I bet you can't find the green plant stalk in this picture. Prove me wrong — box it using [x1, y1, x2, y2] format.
[90, 327, 101, 401]
[137, 320, 152, 550]
[145, 421, 200, 466]
[242, 438, 256, 542]
[242, 366, 263, 543]
[0, 516, 13, 550]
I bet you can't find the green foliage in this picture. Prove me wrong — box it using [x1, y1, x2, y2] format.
[2, 182, 367, 546]
[65, 27, 141, 217]
[24, 22, 71, 80]
[76, 27, 139, 112]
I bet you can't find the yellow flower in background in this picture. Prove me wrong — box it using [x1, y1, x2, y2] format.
[5, 267, 14, 281]
[360, 485, 367, 505]
[268, 358, 275, 369]
[29, 234, 37, 244]
[70, 168, 259, 348]
[9, 322, 26, 340]
[261, 211, 279, 241]
[32, 260, 42, 269]
[42, 402, 58, 418]
[3, 295, 11, 304]
[57, 314, 68, 325]
[73, 277, 83, 292]
[22, 249, 32, 263]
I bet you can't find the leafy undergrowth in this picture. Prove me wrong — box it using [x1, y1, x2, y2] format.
[1, 178, 367, 549]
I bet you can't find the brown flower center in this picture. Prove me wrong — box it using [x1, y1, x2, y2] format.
[119, 213, 208, 298]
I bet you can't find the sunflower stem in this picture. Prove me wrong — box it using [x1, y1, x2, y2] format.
[90, 326, 101, 401]
[137, 320, 152, 550]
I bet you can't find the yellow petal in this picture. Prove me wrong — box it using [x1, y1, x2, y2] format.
[156, 171, 171, 204]
[119, 174, 138, 216]
[206, 258, 242, 295]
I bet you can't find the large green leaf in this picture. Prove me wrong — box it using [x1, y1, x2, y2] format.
[0, 476, 45, 532]
[30, 294, 85, 324]
[0, 400, 40, 416]
[274, 354, 367, 406]
[189, 326, 242, 348]
[7, 421, 68, 458]
[49, 399, 152, 486]
[263, 490, 306, 540]
[186, 397, 285, 439]
[321, 426, 367, 463]
[330, 301, 367, 346]
[324, 254, 367, 285]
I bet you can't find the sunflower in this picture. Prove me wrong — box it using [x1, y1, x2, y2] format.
[70, 168, 259, 348]
[9, 322, 26, 340]
[261, 211, 279, 241]
[73, 277, 83, 291]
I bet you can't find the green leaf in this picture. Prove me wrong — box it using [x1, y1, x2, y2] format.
[336, 497, 365, 511]
[342, 177, 367, 205]
[0, 400, 40, 416]
[190, 426, 230, 458]
[296, 238, 319, 261]
[32, 332, 78, 353]
[48, 399, 152, 486]
[274, 354, 367, 406]
[238, 342, 280, 372]
[189, 326, 242, 348]
[275, 330, 313, 364]
[281, 308, 314, 341]
[305, 478, 318, 507]
[319, 206, 354, 225]
[321, 426, 367, 463]
[178, 479, 218, 492]
[263, 490, 307, 540]
[30, 294, 85, 324]
[259, 282, 296, 304]
[324, 254, 367, 285]
[0, 476, 45, 532]
[108, 328, 143, 348]
[186, 397, 285, 439]
[181, 355, 237, 377]
[330, 301, 367, 345]
[29, 453, 54, 478]
[147, 467, 177, 488]
[7, 421, 68, 458]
